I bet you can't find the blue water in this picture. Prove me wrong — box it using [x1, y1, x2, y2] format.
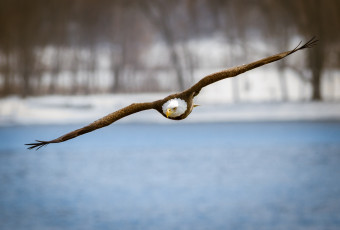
[1, 121, 340, 230]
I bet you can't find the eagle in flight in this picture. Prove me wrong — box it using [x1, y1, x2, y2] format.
[26, 37, 318, 150]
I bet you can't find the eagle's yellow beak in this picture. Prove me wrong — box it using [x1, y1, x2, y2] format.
[166, 108, 173, 118]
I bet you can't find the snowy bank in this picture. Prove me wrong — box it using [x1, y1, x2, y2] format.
[0, 94, 340, 126]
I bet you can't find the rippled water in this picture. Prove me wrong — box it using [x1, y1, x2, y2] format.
[1, 121, 340, 230]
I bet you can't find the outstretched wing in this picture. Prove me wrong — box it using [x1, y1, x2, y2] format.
[26, 101, 157, 150]
[185, 37, 318, 95]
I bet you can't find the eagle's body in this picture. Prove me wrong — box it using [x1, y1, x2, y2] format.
[26, 37, 318, 150]
[158, 91, 196, 120]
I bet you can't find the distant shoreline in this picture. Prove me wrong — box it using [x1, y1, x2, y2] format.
[1, 94, 340, 126]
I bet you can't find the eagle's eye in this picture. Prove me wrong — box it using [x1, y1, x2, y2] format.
[173, 107, 177, 111]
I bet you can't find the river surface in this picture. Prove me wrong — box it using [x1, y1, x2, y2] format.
[1, 121, 340, 230]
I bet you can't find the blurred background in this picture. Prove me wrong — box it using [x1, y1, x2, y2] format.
[1, 0, 340, 230]
[0, 0, 339, 100]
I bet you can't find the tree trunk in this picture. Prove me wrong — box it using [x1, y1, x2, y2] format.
[278, 62, 288, 101]
[20, 51, 33, 98]
[169, 44, 185, 91]
[309, 43, 323, 101]
[2, 51, 12, 96]
[112, 65, 123, 93]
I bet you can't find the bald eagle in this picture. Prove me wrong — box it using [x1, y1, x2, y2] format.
[26, 37, 318, 150]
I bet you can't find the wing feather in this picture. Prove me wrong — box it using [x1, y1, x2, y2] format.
[185, 37, 318, 95]
[26, 102, 156, 150]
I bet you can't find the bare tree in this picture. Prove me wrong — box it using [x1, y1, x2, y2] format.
[140, 0, 186, 91]
[274, 0, 340, 100]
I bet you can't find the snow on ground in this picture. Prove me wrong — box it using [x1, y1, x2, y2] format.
[1, 94, 339, 126]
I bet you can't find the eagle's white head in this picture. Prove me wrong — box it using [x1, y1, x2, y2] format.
[162, 98, 187, 118]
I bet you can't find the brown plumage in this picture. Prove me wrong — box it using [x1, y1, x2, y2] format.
[26, 37, 318, 150]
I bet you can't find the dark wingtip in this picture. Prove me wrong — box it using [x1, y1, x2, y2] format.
[300, 36, 319, 49]
[288, 36, 319, 55]
[25, 140, 50, 150]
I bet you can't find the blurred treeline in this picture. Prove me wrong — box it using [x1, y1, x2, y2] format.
[0, 0, 339, 100]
